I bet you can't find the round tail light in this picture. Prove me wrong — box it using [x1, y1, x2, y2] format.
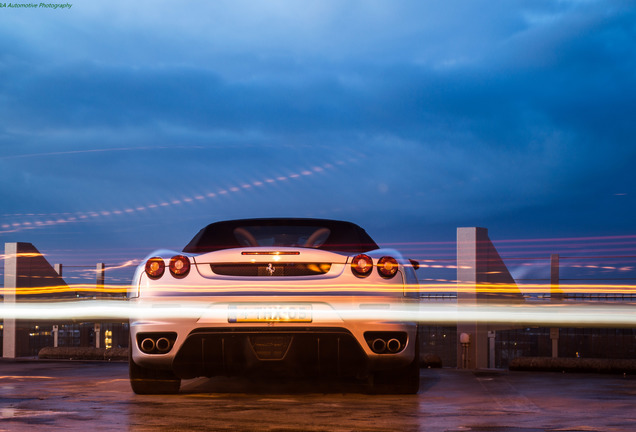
[145, 257, 165, 279]
[169, 255, 191, 278]
[378, 256, 398, 278]
[351, 254, 373, 277]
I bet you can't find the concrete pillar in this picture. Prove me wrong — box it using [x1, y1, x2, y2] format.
[550, 254, 562, 301]
[94, 323, 101, 349]
[550, 254, 561, 358]
[2, 318, 18, 358]
[52, 325, 59, 348]
[96, 263, 105, 292]
[94, 263, 106, 347]
[457, 228, 490, 369]
[3, 243, 19, 358]
[456, 228, 523, 369]
[3, 242, 68, 358]
[52, 264, 62, 349]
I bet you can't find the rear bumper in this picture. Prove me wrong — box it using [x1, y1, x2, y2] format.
[132, 321, 417, 378]
[130, 295, 418, 378]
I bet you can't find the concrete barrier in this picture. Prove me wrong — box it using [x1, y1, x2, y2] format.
[38, 347, 128, 361]
[509, 356, 636, 374]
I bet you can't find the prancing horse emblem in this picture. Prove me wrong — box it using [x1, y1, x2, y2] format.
[266, 263, 275, 276]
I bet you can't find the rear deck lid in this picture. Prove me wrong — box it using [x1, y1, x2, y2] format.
[193, 247, 350, 278]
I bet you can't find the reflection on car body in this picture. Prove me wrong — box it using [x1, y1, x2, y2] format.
[129, 218, 421, 394]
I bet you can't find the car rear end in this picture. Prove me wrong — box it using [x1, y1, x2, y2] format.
[129, 246, 420, 393]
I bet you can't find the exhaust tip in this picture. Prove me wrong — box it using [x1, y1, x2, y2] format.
[371, 338, 386, 354]
[386, 338, 401, 353]
[155, 337, 171, 353]
[140, 338, 156, 353]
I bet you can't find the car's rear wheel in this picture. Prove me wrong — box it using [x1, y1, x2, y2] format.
[129, 345, 180, 395]
[370, 334, 420, 394]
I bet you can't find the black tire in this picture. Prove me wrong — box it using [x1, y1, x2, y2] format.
[129, 346, 180, 395]
[370, 334, 420, 395]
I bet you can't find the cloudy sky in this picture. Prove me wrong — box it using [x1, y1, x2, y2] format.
[1, 0, 635, 274]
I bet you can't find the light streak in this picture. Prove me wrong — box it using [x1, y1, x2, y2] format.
[1, 300, 635, 327]
[0, 284, 130, 296]
[2, 281, 636, 297]
[492, 234, 636, 244]
[0, 253, 46, 260]
[0, 376, 56, 380]
[0, 159, 341, 235]
[386, 235, 636, 260]
[0, 146, 206, 161]
[71, 260, 140, 273]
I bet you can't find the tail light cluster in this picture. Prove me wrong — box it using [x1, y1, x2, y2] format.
[145, 255, 191, 279]
[351, 254, 399, 279]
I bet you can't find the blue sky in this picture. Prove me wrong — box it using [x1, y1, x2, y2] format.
[1, 0, 635, 273]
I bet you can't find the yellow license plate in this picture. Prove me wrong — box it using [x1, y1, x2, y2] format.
[228, 304, 312, 323]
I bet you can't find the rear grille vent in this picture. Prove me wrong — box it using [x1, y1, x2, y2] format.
[210, 263, 331, 277]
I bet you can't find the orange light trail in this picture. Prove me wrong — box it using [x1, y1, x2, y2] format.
[0, 284, 130, 296]
[2, 281, 636, 297]
[0, 253, 46, 260]
[0, 376, 56, 380]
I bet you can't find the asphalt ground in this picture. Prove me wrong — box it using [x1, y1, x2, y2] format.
[0, 360, 635, 432]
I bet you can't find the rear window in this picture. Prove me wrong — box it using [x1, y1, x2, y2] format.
[233, 225, 329, 248]
[183, 219, 379, 254]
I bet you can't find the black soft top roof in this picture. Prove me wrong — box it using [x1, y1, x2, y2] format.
[183, 218, 379, 254]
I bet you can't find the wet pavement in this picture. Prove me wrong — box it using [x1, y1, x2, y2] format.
[0, 360, 635, 431]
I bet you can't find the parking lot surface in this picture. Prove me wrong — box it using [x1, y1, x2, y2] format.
[0, 360, 635, 431]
